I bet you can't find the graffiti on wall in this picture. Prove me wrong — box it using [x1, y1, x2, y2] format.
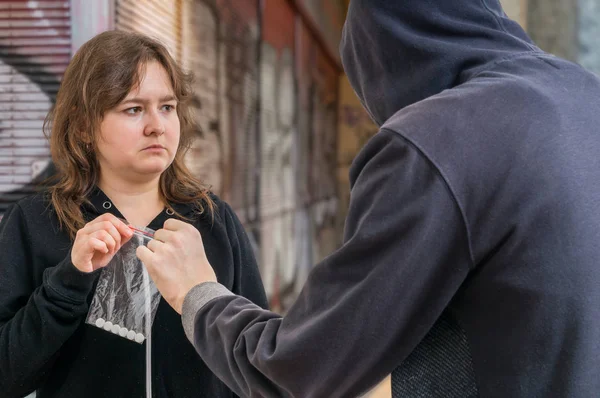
[0, 1, 70, 222]
[0, 48, 57, 218]
[260, 43, 300, 309]
[256, 1, 341, 312]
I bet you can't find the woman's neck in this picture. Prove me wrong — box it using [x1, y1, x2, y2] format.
[97, 176, 166, 228]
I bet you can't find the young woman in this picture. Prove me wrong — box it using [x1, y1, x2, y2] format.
[0, 30, 267, 398]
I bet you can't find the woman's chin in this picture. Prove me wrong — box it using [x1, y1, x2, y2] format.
[138, 158, 173, 173]
[134, 164, 170, 179]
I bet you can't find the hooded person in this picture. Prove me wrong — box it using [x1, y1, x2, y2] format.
[138, 0, 600, 397]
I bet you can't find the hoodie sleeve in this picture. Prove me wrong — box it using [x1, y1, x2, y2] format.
[0, 203, 98, 397]
[222, 202, 269, 310]
[181, 129, 473, 397]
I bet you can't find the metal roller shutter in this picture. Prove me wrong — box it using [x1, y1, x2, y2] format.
[0, 0, 71, 216]
[115, 0, 182, 61]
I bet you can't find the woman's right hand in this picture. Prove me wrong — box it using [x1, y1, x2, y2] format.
[71, 213, 134, 273]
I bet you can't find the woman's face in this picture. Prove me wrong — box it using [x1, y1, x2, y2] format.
[96, 61, 180, 184]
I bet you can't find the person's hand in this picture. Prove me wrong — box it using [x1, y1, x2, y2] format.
[136, 218, 217, 314]
[71, 213, 133, 273]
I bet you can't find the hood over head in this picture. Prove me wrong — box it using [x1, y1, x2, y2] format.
[340, 0, 539, 126]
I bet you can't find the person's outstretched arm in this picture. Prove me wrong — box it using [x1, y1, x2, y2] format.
[141, 129, 473, 397]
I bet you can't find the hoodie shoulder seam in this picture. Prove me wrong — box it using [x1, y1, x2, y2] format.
[480, 0, 509, 34]
[468, 51, 541, 80]
[380, 127, 476, 270]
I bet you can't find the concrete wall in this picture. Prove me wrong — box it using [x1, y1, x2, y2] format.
[527, 0, 579, 61]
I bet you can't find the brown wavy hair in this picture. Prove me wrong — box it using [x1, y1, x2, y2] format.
[43, 30, 213, 238]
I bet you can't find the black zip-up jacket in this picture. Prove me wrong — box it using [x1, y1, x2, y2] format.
[0, 188, 267, 397]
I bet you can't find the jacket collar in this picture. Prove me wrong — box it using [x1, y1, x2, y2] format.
[83, 186, 198, 230]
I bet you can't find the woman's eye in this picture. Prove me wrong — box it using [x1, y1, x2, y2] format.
[125, 107, 142, 115]
[162, 104, 176, 112]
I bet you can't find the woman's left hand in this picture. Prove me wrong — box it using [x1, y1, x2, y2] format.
[137, 218, 217, 314]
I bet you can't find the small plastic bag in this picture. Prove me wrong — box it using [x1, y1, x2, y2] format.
[86, 224, 161, 344]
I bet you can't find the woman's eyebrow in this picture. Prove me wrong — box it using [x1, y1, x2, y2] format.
[120, 95, 177, 106]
